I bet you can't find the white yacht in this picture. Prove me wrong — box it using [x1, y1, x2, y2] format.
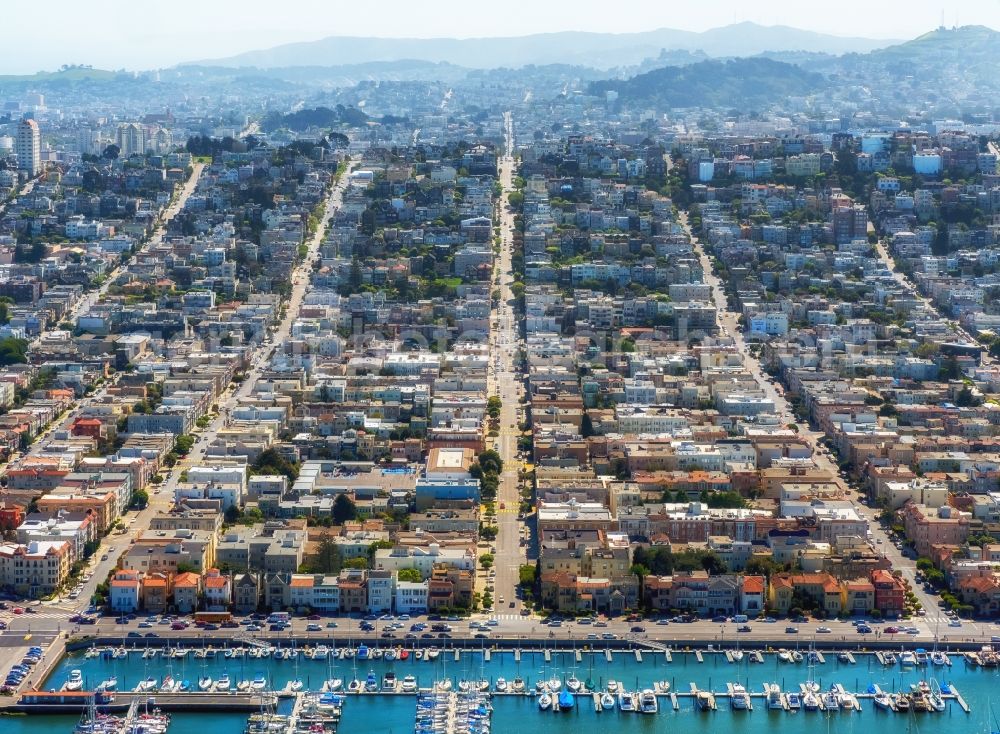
[638, 689, 658, 714]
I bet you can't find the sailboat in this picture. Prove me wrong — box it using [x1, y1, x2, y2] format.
[731, 638, 744, 663]
[557, 688, 575, 711]
[287, 650, 303, 693]
[216, 674, 231, 692]
[198, 675, 213, 691]
[601, 691, 616, 710]
[324, 649, 342, 693]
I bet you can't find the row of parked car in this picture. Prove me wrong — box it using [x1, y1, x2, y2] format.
[2, 646, 42, 692]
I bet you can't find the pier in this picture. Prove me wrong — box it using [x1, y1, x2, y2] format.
[12, 690, 277, 714]
[951, 684, 970, 713]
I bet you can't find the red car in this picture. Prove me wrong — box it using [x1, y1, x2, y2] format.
[307, 614, 321, 620]
[11, 607, 24, 615]
[884, 626, 899, 634]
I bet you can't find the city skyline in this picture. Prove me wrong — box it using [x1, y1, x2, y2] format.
[3, 0, 1000, 74]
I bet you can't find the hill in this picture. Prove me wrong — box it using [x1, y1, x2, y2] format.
[189, 23, 894, 70]
[588, 57, 827, 109]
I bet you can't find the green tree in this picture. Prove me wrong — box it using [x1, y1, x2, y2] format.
[313, 535, 343, 574]
[173, 434, 195, 455]
[130, 488, 149, 509]
[398, 567, 422, 583]
[518, 564, 537, 586]
[478, 449, 503, 475]
[332, 493, 357, 524]
[253, 447, 300, 483]
[0, 337, 29, 366]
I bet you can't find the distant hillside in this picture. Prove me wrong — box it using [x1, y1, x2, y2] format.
[190, 22, 894, 71]
[819, 25, 1000, 106]
[588, 57, 827, 108]
[0, 66, 119, 83]
[183, 60, 471, 86]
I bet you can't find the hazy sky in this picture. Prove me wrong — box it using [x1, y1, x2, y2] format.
[5, 0, 1000, 74]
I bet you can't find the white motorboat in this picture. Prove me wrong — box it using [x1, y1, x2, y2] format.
[822, 691, 839, 710]
[512, 677, 526, 693]
[874, 692, 892, 710]
[288, 680, 303, 693]
[607, 680, 620, 694]
[618, 691, 636, 712]
[251, 675, 267, 692]
[803, 691, 820, 711]
[547, 677, 561, 692]
[778, 650, 792, 663]
[639, 689, 658, 714]
[767, 683, 784, 709]
[64, 670, 84, 691]
[538, 693, 552, 711]
[97, 677, 117, 692]
[566, 675, 581, 693]
[731, 683, 750, 710]
[900, 651, 917, 667]
[931, 651, 948, 666]
[495, 677, 508, 693]
[401, 675, 418, 693]
[347, 679, 361, 693]
[215, 674, 231, 692]
[312, 645, 330, 660]
[236, 680, 251, 692]
[135, 677, 158, 693]
[731, 650, 745, 663]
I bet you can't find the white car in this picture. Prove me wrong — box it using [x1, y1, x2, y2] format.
[949, 619, 962, 627]
[816, 626, 832, 633]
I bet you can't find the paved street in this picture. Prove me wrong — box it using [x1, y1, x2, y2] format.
[18, 161, 355, 625]
[681, 211, 942, 618]
[487, 111, 527, 615]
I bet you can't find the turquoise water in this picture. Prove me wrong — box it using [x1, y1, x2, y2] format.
[5, 649, 998, 734]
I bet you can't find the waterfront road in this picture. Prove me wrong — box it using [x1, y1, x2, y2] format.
[4, 612, 998, 649]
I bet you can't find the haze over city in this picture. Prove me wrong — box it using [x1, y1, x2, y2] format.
[3, 0, 1000, 73]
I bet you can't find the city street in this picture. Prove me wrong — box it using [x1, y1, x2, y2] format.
[30, 160, 356, 620]
[487, 111, 527, 615]
[681, 211, 941, 617]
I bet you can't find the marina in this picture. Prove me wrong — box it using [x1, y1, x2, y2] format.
[3, 643, 998, 734]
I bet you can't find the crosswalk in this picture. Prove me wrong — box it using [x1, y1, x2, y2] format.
[1, 609, 72, 624]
